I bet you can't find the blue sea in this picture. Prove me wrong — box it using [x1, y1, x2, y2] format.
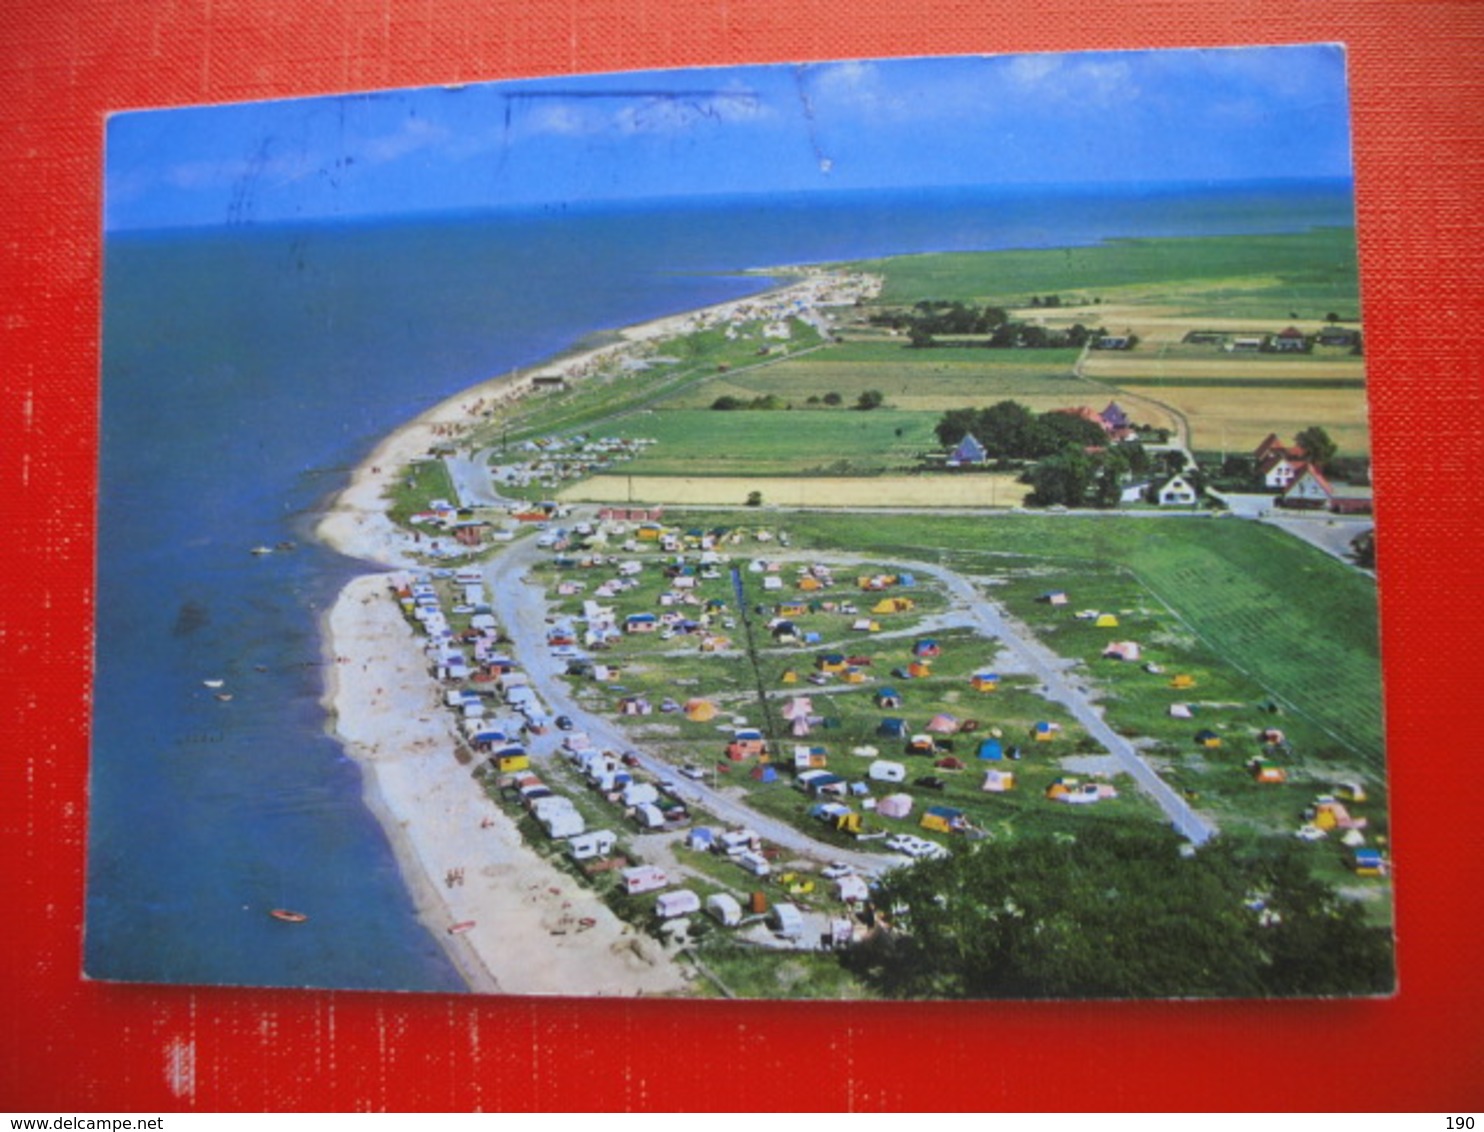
[87, 179, 1355, 992]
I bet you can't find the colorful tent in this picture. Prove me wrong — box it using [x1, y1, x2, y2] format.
[684, 699, 718, 722]
[875, 687, 902, 708]
[981, 769, 1015, 792]
[926, 713, 959, 734]
[1094, 613, 1119, 628]
[877, 793, 913, 819]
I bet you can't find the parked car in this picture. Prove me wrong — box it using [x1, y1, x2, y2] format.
[821, 862, 853, 880]
[680, 764, 706, 781]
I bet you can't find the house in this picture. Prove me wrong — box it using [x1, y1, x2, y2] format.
[1279, 464, 1336, 510]
[1155, 474, 1199, 506]
[621, 865, 669, 895]
[1261, 454, 1307, 489]
[1101, 401, 1132, 431]
[948, 432, 987, 467]
[1271, 325, 1308, 352]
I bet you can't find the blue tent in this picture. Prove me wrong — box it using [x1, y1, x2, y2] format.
[877, 717, 908, 738]
[977, 738, 1003, 760]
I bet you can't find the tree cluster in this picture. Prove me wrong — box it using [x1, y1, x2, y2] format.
[868, 301, 1103, 351]
[711, 394, 789, 411]
[935, 400, 1109, 460]
[841, 827, 1394, 1000]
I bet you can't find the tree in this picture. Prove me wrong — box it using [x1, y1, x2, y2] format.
[711, 395, 743, 411]
[1028, 445, 1093, 507]
[934, 408, 980, 449]
[745, 490, 763, 507]
[822, 392, 843, 406]
[1294, 426, 1337, 471]
[976, 400, 1040, 458]
[856, 390, 885, 411]
[840, 828, 1393, 1000]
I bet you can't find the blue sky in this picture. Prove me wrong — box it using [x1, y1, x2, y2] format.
[105, 45, 1354, 230]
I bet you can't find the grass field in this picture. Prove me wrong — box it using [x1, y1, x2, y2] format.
[848, 228, 1361, 321]
[665, 511, 1383, 768]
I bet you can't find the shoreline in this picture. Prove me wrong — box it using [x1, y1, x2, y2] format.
[313, 271, 866, 994]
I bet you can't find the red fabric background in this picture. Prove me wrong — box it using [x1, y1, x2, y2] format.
[3, 0, 1480, 1112]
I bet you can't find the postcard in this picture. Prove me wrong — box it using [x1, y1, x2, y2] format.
[90, 45, 1390, 998]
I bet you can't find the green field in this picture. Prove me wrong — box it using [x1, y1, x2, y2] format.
[846, 228, 1361, 321]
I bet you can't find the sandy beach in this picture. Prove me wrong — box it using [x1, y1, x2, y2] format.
[313, 271, 870, 994]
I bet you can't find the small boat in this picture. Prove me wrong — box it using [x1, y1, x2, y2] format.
[215, 693, 234, 702]
[269, 909, 308, 923]
[250, 546, 274, 556]
[202, 679, 224, 689]
[447, 921, 477, 935]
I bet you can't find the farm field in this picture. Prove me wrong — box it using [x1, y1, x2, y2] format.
[1113, 382, 1371, 455]
[560, 472, 1027, 508]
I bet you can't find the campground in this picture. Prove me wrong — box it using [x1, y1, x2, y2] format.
[363, 227, 1390, 997]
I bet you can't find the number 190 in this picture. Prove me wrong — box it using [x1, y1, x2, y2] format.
[1446, 1119, 1474, 1130]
